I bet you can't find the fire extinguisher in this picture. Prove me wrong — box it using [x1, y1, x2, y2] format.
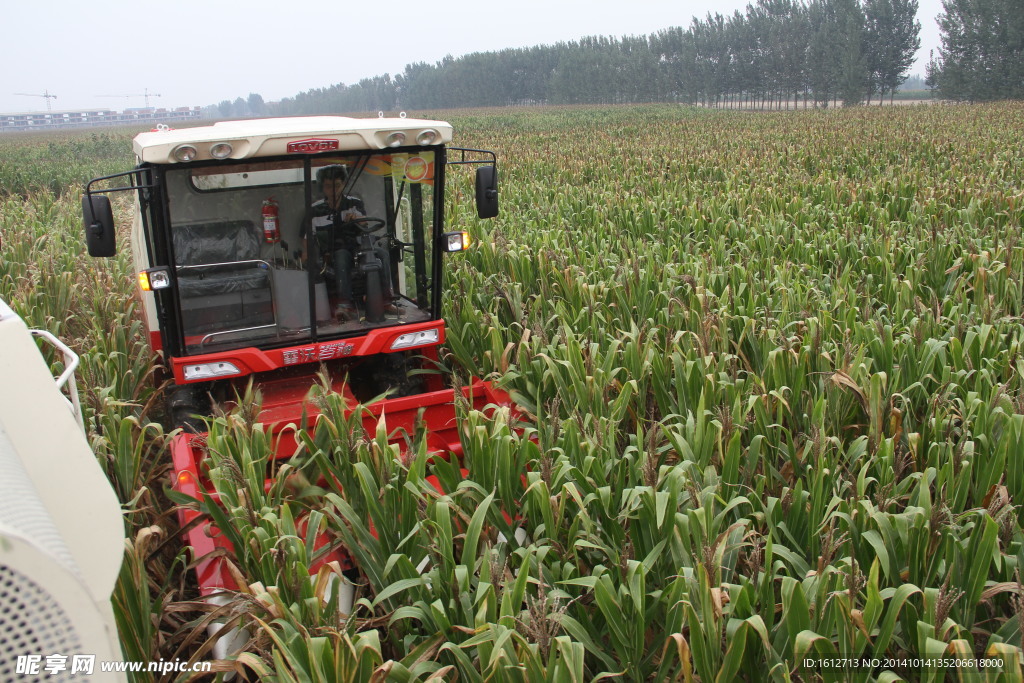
[262, 198, 280, 244]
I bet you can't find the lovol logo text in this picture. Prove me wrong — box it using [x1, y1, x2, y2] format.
[287, 138, 340, 153]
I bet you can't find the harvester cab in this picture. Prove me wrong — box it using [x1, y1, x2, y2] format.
[83, 117, 498, 402]
[80, 116, 509, 654]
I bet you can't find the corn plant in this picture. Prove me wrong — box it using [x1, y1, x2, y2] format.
[5, 102, 1024, 679]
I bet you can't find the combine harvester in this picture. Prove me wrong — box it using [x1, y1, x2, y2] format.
[0, 299, 126, 680]
[81, 115, 513, 656]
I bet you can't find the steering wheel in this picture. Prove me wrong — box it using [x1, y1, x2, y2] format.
[346, 216, 386, 234]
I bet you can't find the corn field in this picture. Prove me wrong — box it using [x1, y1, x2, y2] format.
[2, 103, 1024, 681]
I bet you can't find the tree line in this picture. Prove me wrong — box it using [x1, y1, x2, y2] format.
[209, 0, 1020, 116]
[927, 0, 1024, 101]
[209, 93, 267, 119]
[200, 0, 918, 118]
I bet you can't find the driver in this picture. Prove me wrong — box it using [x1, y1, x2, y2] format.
[301, 164, 399, 320]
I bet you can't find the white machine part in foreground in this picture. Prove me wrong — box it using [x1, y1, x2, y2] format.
[0, 298, 126, 681]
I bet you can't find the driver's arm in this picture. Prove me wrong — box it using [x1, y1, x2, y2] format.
[340, 195, 366, 222]
[339, 206, 365, 223]
[338, 198, 366, 242]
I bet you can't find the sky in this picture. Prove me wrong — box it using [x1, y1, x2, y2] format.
[2, 0, 945, 114]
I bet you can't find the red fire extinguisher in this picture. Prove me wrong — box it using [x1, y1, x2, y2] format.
[262, 198, 280, 244]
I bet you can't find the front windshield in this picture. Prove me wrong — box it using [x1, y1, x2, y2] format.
[163, 152, 437, 355]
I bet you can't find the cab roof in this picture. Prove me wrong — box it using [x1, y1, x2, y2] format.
[133, 116, 454, 164]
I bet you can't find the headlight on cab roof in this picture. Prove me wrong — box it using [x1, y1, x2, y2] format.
[210, 142, 233, 159]
[391, 328, 439, 350]
[172, 144, 198, 162]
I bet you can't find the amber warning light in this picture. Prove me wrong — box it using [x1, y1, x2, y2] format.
[287, 138, 340, 153]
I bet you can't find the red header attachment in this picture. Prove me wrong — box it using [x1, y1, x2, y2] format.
[287, 138, 340, 153]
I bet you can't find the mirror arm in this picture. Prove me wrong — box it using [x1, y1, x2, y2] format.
[446, 147, 498, 168]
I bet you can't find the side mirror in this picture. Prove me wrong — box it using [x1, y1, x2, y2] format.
[475, 166, 498, 219]
[82, 194, 116, 257]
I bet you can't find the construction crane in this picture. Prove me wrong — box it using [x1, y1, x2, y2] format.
[96, 88, 161, 108]
[13, 90, 57, 111]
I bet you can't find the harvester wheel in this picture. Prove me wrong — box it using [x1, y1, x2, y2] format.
[166, 383, 209, 432]
[379, 352, 423, 397]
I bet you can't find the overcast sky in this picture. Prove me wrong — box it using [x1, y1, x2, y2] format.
[3, 0, 944, 114]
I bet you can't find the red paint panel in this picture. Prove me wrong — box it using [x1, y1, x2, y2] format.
[172, 321, 445, 384]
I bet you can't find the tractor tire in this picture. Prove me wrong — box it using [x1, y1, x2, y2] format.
[166, 382, 210, 433]
[379, 352, 424, 397]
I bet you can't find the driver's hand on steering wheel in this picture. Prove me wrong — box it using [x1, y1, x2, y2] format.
[343, 216, 387, 233]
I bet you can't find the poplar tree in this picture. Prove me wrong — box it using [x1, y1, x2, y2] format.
[808, 0, 843, 107]
[863, 0, 921, 103]
[837, 0, 869, 105]
[932, 0, 1024, 101]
